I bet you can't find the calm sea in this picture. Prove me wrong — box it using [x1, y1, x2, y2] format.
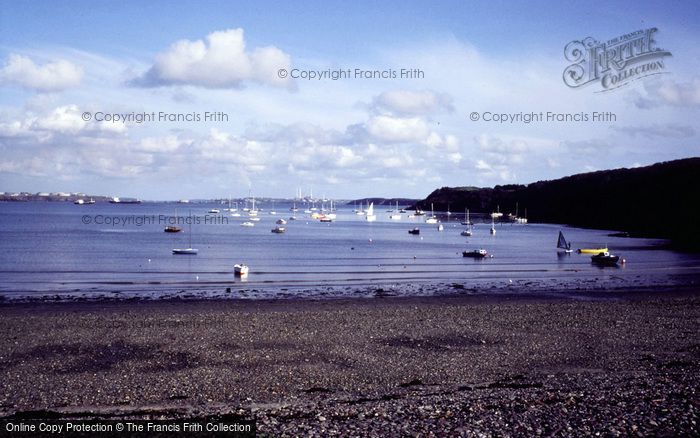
[0, 201, 698, 300]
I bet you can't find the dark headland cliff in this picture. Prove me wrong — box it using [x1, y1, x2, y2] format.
[413, 157, 700, 250]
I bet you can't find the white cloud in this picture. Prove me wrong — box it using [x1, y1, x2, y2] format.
[132, 28, 292, 89]
[476, 133, 528, 165]
[634, 77, 700, 108]
[372, 90, 454, 115]
[0, 54, 83, 92]
[365, 115, 430, 143]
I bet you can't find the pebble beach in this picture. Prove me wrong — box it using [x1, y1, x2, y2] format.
[1, 289, 698, 436]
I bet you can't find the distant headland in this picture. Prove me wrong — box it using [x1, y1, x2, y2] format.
[412, 157, 700, 250]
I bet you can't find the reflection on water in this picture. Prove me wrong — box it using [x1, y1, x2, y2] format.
[0, 202, 698, 299]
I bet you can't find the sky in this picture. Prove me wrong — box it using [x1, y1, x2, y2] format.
[0, 0, 699, 200]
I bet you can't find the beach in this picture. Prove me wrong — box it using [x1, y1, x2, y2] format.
[0, 288, 698, 436]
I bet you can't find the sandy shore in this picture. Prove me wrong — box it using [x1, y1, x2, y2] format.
[1, 290, 698, 436]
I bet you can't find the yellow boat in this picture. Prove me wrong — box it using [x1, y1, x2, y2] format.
[577, 247, 608, 254]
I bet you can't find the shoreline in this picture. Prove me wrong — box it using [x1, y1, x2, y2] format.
[1, 287, 698, 435]
[2, 274, 699, 304]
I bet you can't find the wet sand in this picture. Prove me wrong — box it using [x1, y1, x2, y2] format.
[0, 289, 698, 436]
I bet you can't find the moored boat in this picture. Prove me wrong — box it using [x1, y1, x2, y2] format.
[172, 214, 197, 254]
[591, 251, 620, 266]
[234, 264, 249, 276]
[408, 228, 420, 235]
[271, 226, 286, 233]
[460, 209, 473, 236]
[463, 249, 488, 258]
[365, 202, 377, 222]
[172, 248, 198, 255]
[577, 247, 608, 254]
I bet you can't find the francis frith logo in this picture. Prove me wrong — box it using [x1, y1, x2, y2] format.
[563, 28, 671, 92]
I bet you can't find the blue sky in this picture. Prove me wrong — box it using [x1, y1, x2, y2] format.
[1, 1, 699, 199]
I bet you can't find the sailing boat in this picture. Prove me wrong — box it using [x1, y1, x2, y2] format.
[230, 201, 241, 217]
[460, 208, 471, 225]
[326, 200, 337, 220]
[172, 214, 198, 254]
[389, 201, 402, 220]
[365, 202, 377, 222]
[490, 205, 503, 219]
[490, 216, 496, 235]
[460, 209, 473, 236]
[557, 231, 573, 253]
[425, 203, 438, 224]
[248, 197, 259, 217]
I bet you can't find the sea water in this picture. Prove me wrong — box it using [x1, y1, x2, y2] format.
[0, 202, 697, 300]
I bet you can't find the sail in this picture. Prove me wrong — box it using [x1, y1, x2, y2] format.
[367, 202, 374, 215]
[557, 231, 570, 249]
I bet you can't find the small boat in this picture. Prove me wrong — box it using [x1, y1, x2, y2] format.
[276, 218, 287, 225]
[365, 202, 377, 222]
[437, 223, 444, 231]
[461, 209, 473, 236]
[288, 216, 297, 221]
[234, 264, 249, 276]
[172, 248, 198, 255]
[577, 247, 608, 254]
[425, 203, 438, 224]
[74, 199, 84, 205]
[591, 252, 620, 266]
[414, 209, 426, 216]
[85, 198, 95, 204]
[250, 217, 261, 222]
[408, 228, 420, 235]
[172, 215, 197, 255]
[319, 217, 333, 222]
[271, 226, 286, 233]
[230, 212, 242, 217]
[109, 197, 141, 204]
[241, 221, 255, 227]
[164, 226, 181, 233]
[208, 209, 220, 214]
[399, 209, 407, 213]
[490, 205, 503, 219]
[460, 208, 471, 225]
[557, 231, 573, 253]
[389, 201, 402, 220]
[490, 216, 496, 235]
[463, 249, 488, 258]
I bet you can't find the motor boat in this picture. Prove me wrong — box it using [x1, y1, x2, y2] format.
[234, 264, 249, 276]
[462, 249, 488, 258]
[591, 252, 620, 266]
